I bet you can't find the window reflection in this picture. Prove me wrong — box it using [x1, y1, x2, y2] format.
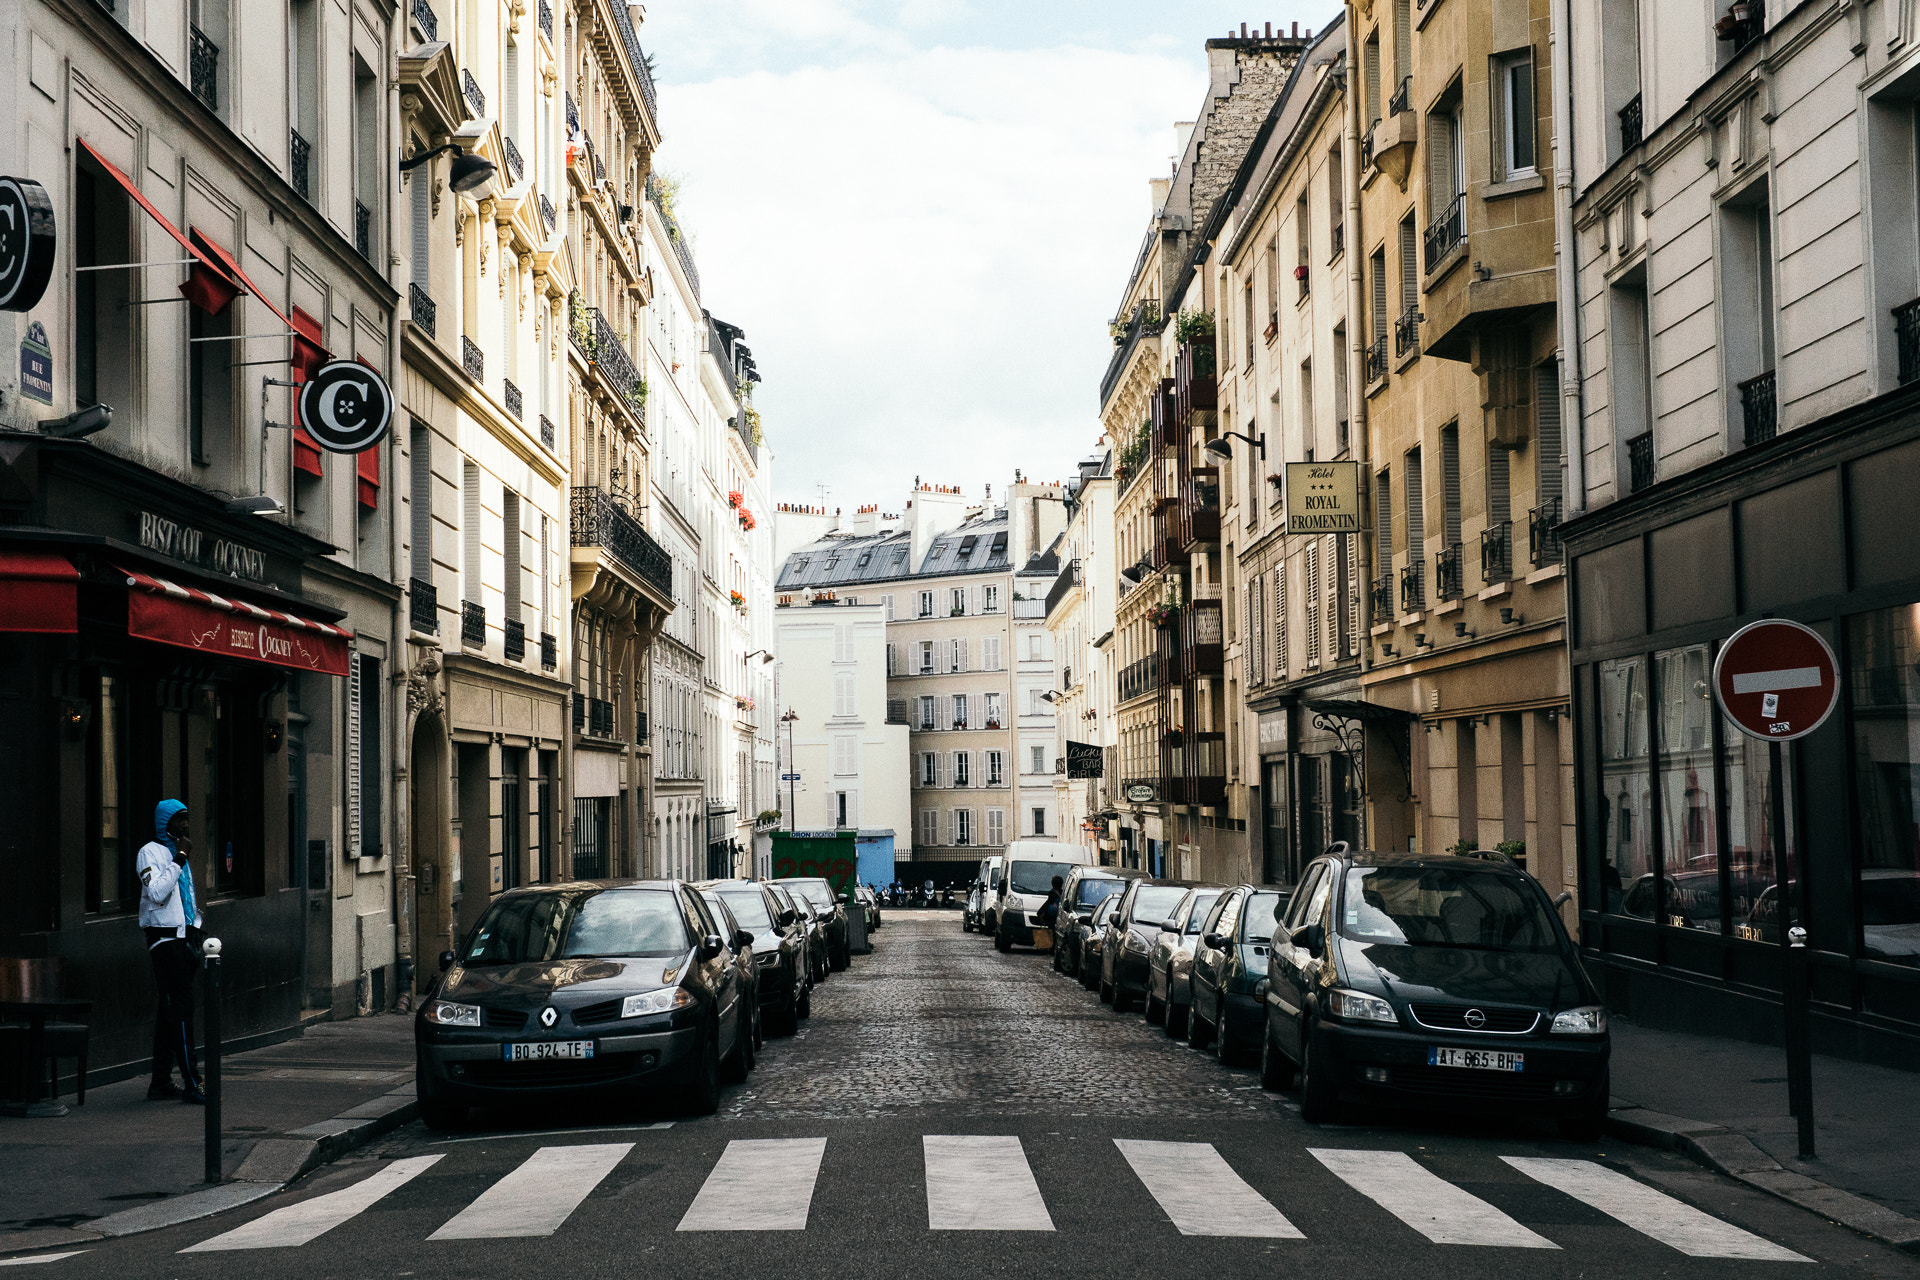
[1849, 604, 1920, 968]
[1722, 715, 1789, 942]
[1654, 645, 1718, 931]
[1598, 656, 1651, 916]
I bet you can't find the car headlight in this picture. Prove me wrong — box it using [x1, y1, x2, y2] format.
[621, 988, 697, 1019]
[1326, 988, 1398, 1025]
[1125, 931, 1149, 954]
[424, 1000, 480, 1027]
[1550, 1005, 1607, 1035]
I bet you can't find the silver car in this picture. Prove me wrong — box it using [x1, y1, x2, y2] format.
[1145, 887, 1224, 1036]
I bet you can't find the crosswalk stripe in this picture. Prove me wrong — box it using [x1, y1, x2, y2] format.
[1310, 1149, 1558, 1249]
[428, 1143, 633, 1240]
[0, 1253, 88, 1266]
[1114, 1139, 1304, 1238]
[1502, 1157, 1810, 1261]
[923, 1136, 1054, 1231]
[678, 1139, 829, 1231]
[182, 1155, 444, 1252]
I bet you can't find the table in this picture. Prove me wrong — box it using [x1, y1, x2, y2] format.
[0, 998, 91, 1118]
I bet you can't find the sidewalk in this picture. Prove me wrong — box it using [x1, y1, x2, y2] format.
[1608, 1017, 1920, 1248]
[0, 1012, 417, 1255]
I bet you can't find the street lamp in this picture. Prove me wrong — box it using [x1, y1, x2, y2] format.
[1203, 430, 1266, 461]
[779, 708, 799, 832]
[398, 143, 497, 195]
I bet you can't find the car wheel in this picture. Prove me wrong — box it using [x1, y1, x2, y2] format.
[962, 916, 973, 933]
[797, 985, 812, 1020]
[1165, 999, 1189, 1039]
[722, 1009, 752, 1084]
[1188, 1005, 1212, 1050]
[1098, 979, 1114, 1005]
[1298, 1019, 1339, 1124]
[1260, 1016, 1297, 1091]
[1213, 1012, 1237, 1064]
[751, 1003, 764, 1054]
[1144, 990, 1165, 1025]
[994, 931, 1012, 954]
[418, 1096, 465, 1131]
[682, 1030, 722, 1116]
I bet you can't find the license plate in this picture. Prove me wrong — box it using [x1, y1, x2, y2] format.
[502, 1040, 594, 1062]
[1429, 1046, 1524, 1072]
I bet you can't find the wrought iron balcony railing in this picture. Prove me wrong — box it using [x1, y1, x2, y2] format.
[1371, 573, 1394, 624]
[1619, 93, 1643, 151]
[354, 201, 371, 258]
[504, 619, 526, 662]
[462, 68, 485, 119]
[566, 91, 580, 135]
[571, 486, 673, 601]
[504, 378, 523, 421]
[1739, 369, 1777, 447]
[1435, 542, 1465, 601]
[540, 194, 556, 231]
[290, 130, 311, 200]
[1426, 194, 1466, 272]
[1400, 562, 1426, 613]
[411, 0, 437, 41]
[410, 283, 436, 338]
[1628, 431, 1655, 493]
[609, 0, 658, 125]
[409, 577, 437, 635]
[574, 693, 617, 739]
[1330, 222, 1344, 259]
[462, 335, 484, 384]
[540, 415, 556, 450]
[504, 137, 525, 183]
[1529, 497, 1564, 567]
[541, 631, 557, 670]
[1394, 309, 1422, 359]
[190, 26, 218, 110]
[1899, 298, 1920, 386]
[1365, 333, 1389, 384]
[1389, 76, 1412, 116]
[537, 0, 553, 40]
[1481, 520, 1512, 584]
[461, 598, 485, 646]
[590, 310, 644, 411]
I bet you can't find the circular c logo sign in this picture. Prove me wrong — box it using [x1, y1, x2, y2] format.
[0, 177, 56, 314]
[299, 359, 394, 454]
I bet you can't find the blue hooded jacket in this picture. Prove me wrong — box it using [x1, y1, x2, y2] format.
[153, 799, 196, 927]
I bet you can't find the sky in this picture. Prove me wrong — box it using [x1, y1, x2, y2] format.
[639, 1, 1345, 514]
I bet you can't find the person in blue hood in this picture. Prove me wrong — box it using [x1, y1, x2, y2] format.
[137, 799, 204, 1103]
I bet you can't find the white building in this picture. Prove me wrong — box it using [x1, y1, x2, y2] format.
[772, 600, 910, 845]
[1046, 450, 1119, 861]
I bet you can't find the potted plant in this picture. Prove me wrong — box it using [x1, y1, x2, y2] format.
[1151, 603, 1179, 629]
[1174, 308, 1216, 345]
[730, 589, 746, 610]
[1294, 264, 1310, 282]
[727, 490, 744, 509]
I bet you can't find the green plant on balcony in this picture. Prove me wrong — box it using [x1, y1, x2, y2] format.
[627, 377, 648, 414]
[1150, 603, 1179, 629]
[1140, 300, 1164, 332]
[1497, 840, 1527, 863]
[1174, 308, 1215, 345]
[742, 404, 763, 445]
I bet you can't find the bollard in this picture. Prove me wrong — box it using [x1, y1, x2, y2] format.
[202, 936, 223, 1185]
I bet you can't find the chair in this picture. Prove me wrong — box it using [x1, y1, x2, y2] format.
[0, 958, 89, 1106]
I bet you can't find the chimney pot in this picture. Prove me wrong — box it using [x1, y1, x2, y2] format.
[1265, 21, 1271, 36]
[1240, 22, 1247, 36]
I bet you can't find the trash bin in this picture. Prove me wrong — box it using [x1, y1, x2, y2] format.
[845, 895, 871, 955]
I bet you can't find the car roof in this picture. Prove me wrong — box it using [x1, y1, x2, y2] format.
[1323, 850, 1527, 874]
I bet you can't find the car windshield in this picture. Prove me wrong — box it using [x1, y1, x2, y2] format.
[1183, 891, 1224, 933]
[717, 889, 773, 932]
[463, 889, 688, 964]
[1242, 892, 1284, 942]
[1342, 867, 1562, 953]
[1130, 886, 1187, 923]
[1077, 879, 1124, 907]
[1009, 860, 1076, 895]
[788, 881, 835, 910]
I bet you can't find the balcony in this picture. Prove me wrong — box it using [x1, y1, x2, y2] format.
[566, 91, 580, 135]
[1100, 297, 1164, 411]
[1435, 543, 1464, 602]
[571, 486, 673, 602]
[411, 0, 438, 41]
[460, 599, 485, 647]
[1739, 369, 1777, 447]
[540, 194, 556, 232]
[1365, 334, 1389, 384]
[1175, 336, 1217, 418]
[1118, 655, 1161, 703]
[461, 335, 484, 383]
[1529, 498, 1563, 567]
[189, 26, 218, 111]
[1389, 76, 1412, 116]
[354, 201, 371, 259]
[609, 0, 659, 125]
[1619, 93, 1643, 151]
[1044, 557, 1082, 617]
[462, 68, 486, 119]
[1371, 574, 1394, 625]
[409, 577, 437, 635]
[1424, 194, 1466, 273]
[1481, 521, 1512, 584]
[290, 130, 311, 201]
[504, 619, 526, 662]
[1394, 309, 1422, 359]
[538, 0, 553, 41]
[409, 283, 436, 338]
[1628, 431, 1655, 493]
[1720, 0, 1766, 54]
[1171, 601, 1225, 681]
[572, 296, 646, 414]
[1400, 562, 1426, 613]
[541, 631, 557, 669]
[1165, 734, 1227, 808]
[1897, 298, 1920, 385]
[504, 136, 525, 184]
[1012, 599, 1046, 620]
[504, 378, 523, 421]
[540, 414, 555, 450]
[1182, 468, 1221, 549]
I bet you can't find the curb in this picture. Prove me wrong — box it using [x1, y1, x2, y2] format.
[0, 1086, 417, 1258]
[1607, 1104, 1920, 1253]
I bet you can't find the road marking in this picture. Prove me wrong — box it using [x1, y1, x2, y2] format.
[0, 1253, 88, 1266]
[1113, 1139, 1303, 1238]
[428, 1143, 633, 1240]
[428, 1121, 673, 1145]
[1309, 1149, 1557, 1249]
[1502, 1158, 1810, 1261]
[1731, 667, 1823, 695]
[923, 1136, 1054, 1231]
[677, 1138, 829, 1231]
[182, 1155, 444, 1251]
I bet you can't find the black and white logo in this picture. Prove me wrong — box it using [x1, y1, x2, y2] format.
[539, 1007, 558, 1029]
[0, 177, 56, 314]
[298, 360, 394, 454]
[1464, 1008, 1487, 1029]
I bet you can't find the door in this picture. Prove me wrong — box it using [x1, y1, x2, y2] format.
[1271, 864, 1330, 1059]
[1191, 891, 1235, 1020]
[1262, 759, 1290, 885]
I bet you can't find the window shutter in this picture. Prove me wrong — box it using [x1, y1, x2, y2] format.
[1345, 536, 1361, 658]
[883, 594, 895, 621]
[1405, 447, 1426, 572]
[1399, 219, 1419, 314]
[539, 514, 549, 635]
[1488, 443, 1511, 528]
[409, 424, 432, 582]
[1323, 535, 1340, 662]
[1441, 426, 1462, 547]
[346, 653, 362, 856]
[1243, 586, 1254, 682]
[1535, 360, 1564, 509]
[1376, 469, 1394, 583]
[409, 169, 431, 287]
[1305, 543, 1321, 667]
[958, 638, 969, 672]
[503, 491, 521, 623]
[1273, 567, 1287, 680]
[462, 461, 482, 606]
[1371, 252, 1390, 342]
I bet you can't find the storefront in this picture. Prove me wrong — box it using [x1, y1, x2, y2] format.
[0, 437, 357, 1073]
[1562, 395, 1920, 1067]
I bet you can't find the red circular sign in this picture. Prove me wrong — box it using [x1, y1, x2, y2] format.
[1711, 619, 1840, 742]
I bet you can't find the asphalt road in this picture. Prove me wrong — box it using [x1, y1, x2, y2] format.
[24, 912, 1920, 1278]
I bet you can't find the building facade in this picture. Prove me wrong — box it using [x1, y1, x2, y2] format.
[1046, 452, 1119, 861]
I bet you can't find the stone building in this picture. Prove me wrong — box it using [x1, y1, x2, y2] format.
[1045, 451, 1119, 861]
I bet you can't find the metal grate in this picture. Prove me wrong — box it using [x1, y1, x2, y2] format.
[1619, 93, 1643, 150]
[1409, 1003, 1540, 1034]
[1628, 431, 1655, 493]
[540, 414, 555, 449]
[461, 599, 485, 646]
[411, 0, 437, 41]
[410, 283, 436, 338]
[482, 1006, 527, 1031]
[504, 619, 526, 662]
[189, 26, 218, 110]
[462, 335, 484, 383]
[1400, 562, 1425, 613]
[462, 68, 485, 119]
[541, 632, 557, 669]
[290, 130, 311, 200]
[1481, 521, 1512, 584]
[504, 378, 523, 421]
[354, 201, 371, 258]
[504, 137, 525, 182]
[409, 577, 438, 635]
[1425, 194, 1465, 272]
[1740, 369, 1777, 447]
[1529, 497, 1563, 567]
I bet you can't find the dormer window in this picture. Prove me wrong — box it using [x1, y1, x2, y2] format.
[958, 535, 978, 557]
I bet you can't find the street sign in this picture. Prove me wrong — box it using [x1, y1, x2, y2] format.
[1285, 461, 1361, 535]
[781, 773, 802, 782]
[298, 360, 394, 453]
[1123, 782, 1157, 804]
[1065, 740, 1103, 778]
[0, 177, 55, 313]
[1711, 618, 1840, 742]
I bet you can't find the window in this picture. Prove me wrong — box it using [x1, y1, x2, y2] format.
[1597, 656, 1651, 917]
[1333, 324, 1350, 452]
[1369, 246, 1389, 371]
[1299, 361, 1315, 461]
[352, 55, 379, 257]
[833, 672, 856, 718]
[953, 694, 969, 728]
[291, 0, 319, 198]
[886, 643, 897, 676]
[954, 751, 971, 786]
[1399, 214, 1420, 337]
[836, 791, 853, 828]
[921, 752, 937, 787]
[983, 585, 999, 613]
[832, 734, 856, 777]
[349, 654, 382, 857]
[920, 809, 938, 847]
[1294, 200, 1309, 301]
[918, 695, 936, 730]
[949, 638, 968, 672]
[987, 750, 1004, 785]
[985, 691, 1002, 724]
[1026, 632, 1044, 661]
[1031, 745, 1046, 774]
[1032, 808, 1047, 836]
[1244, 282, 1256, 368]
[983, 636, 1002, 671]
[1404, 445, 1426, 596]
[919, 590, 933, 617]
[986, 808, 1006, 845]
[1848, 606, 1918, 964]
[834, 624, 854, 662]
[951, 588, 966, 616]
[918, 640, 935, 674]
[1328, 143, 1345, 256]
[883, 594, 895, 621]
[1493, 49, 1537, 180]
[953, 808, 974, 846]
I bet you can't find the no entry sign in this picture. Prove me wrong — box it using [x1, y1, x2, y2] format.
[1712, 619, 1840, 742]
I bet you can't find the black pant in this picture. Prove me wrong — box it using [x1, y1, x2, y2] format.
[145, 930, 201, 1090]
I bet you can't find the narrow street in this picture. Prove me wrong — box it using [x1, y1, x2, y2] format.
[33, 916, 1919, 1278]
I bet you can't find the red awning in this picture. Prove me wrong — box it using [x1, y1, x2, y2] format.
[111, 564, 351, 677]
[0, 551, 80, 634]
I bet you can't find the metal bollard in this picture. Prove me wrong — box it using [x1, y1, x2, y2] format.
[202, 936, 223, 1184]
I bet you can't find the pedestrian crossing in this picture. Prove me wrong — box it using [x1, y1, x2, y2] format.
[179, 1136, 1811, 1261]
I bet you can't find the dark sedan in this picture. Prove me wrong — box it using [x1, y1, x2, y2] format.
[763, 883, 819, 1013]
[1079, 896, 1120, 989]
[699, 880, 804, 1037]
[1051, 868, 1136, 977]
[1100, 879, 1202, 1013]
[1188, 884, 1289, 1057]
[1261, 850, 1610, 1136]
[416, 880, 757, 1128]
[1144, 886, 1223, 1034]
[777, 876, 851, 971]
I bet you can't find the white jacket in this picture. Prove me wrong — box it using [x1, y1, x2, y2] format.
[137, 841, 200, 934]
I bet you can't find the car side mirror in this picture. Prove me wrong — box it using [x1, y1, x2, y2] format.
[698, 934, 724, 960]
[1290, 924, 1326, 954]
[1203, 932, 1227, 950]
[438, 950, 456, 972]
[733, 928, 756, 950]
[1161, 918, 1179, 931]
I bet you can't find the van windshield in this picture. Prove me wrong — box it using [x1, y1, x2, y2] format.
[1342, 867, 1561, 953]
[1009, 861, 1076, 895]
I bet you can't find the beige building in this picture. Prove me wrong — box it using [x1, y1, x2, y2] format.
[1046, 451, 1119, 861]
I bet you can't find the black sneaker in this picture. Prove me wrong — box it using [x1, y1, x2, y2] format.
[180, 1086, 206, 1105]
[147, 1082, 181, 1101]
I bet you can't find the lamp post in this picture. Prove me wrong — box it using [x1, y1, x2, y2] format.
[780, 708, 799, 832]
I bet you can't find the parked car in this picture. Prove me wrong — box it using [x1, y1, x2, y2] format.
[1099, 879, 1201, 1012]
[415, 880, 756, 1129]
[777, 877, 851, 970]
[993, 840, 1093, 952]
[1144, 886, 1224, 1032]
[1187, 884, 1290, 1054]
[1261, 849, 1610, 1136]
[1052, 868, 1138, 976]
[700, 879, 806, 1037]
[964, 856, 1005, 933]
[1080, 895, 1121, 990]
[856, 883, 883, 932]
[768, 882, 827, 988]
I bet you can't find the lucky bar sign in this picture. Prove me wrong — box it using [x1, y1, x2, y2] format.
[1285, 462, 1361, 535]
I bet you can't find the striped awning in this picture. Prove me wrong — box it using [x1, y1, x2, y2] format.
[111, 563, 351, 676]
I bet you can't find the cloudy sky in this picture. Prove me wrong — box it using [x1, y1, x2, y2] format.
[640, 1, 1344, 513]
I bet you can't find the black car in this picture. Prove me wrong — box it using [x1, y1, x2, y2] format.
[415, 880, 757, 1129]
[1051, 868, 1137, 977]
[1100, 879, 1204, 1013]
[777, 876, 851, 970]
[763, 883, 820, 1014]
[1188, 883, 1290, 1054]
[698, 880, 803, 1037]
[1261, 850, 1610, 1136]
[1079, 895, 1120, 989]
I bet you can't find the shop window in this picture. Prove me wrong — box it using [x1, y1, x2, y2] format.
[1721, 713, 1790, 942]
[349, 654, 382, 858]
[85, 671, 132, 914]
[1848, 605, 1920, 968]
[1597, 655, 1652, 916]
[1653, 645, 1717, 930]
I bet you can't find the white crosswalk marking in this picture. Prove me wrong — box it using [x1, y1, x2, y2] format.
[678, 1138, 829, 1231]
[428, 1143, 634, 1240]
[923, 1136, 1054, 1231]
[1310, 1149, 1558, 1249]
[1114, 1139, 1303, 1238]
[1502, 1157, 1810, 1261]
[0, 1253, 88, 1266]
[182, 1155, 444, 1252]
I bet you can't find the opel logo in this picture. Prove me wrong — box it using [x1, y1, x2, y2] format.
[1464, 1008, 1487, 1029]
[539, 1007, 558, 1029]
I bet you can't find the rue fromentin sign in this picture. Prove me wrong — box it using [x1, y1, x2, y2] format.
[1285, 462, 1361, 535]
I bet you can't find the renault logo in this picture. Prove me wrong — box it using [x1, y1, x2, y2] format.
[539, 1007, 558, 1029]
[1464, 1008, 1487, 1029]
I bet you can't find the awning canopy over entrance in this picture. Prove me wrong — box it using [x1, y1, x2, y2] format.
[0, 550, 80, 633]
[111, 563, 351, 676]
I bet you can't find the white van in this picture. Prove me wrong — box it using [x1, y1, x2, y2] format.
[964, 855, 1004, 935]
[993, 841, 1093, 952]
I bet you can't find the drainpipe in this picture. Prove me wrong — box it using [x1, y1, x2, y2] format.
[1550, 0, 1587, 516]
[387, 0, 414, 999]
[1344, 35, 1371, 672]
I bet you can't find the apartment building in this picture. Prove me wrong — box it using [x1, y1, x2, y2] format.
[1045, 451, 1119, 861]
[1560, 0, 1920, 1064]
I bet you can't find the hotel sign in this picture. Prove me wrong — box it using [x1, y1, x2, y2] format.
[1285, 462, 1361, 535]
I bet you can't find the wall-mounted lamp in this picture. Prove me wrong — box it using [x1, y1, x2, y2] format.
[1203, 430, 1267, 461]
[61, 699, 90, 741]
[745, 648, 776, 664]
[399, 143, 496, 195]
[1500, 607, 1524, 625]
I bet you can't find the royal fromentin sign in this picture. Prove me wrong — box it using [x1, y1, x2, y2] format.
[1285, 462, 1361, 535]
